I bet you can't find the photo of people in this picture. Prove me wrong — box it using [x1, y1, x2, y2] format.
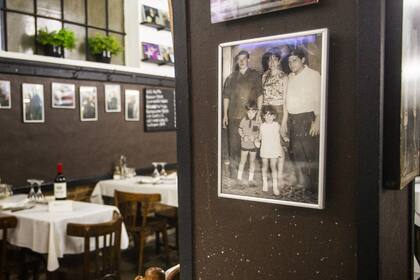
[22, 83, 44, 123]
[52, 83, 76, 109]
[0, 80, 11, 109]
[80, 86, 98, 121]
[160, 46, 174, 64]
[400, 0, 420, 188]
[125, 89, 140, 121]
[105, 84, 121, 112]
[142, 42, 162, 61]
[211, 0, 318, 23]
[142, 5, 160, 25]
[218, 29, 328, 209]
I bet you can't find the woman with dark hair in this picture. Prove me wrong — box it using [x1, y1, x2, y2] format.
[261, 50, 288, 186]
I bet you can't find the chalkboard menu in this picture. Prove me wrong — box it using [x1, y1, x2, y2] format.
[144, 88, 176, 131]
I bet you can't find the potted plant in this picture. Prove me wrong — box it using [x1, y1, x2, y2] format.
[36, 28, 76, 58]
[88, 34, 123, 63]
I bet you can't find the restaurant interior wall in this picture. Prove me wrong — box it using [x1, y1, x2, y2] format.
[0, 73, 177, 187]
[173, 0, 412, 279]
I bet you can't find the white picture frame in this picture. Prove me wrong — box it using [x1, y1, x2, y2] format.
[52, 82, 76, 109]
[125, 89, 140, 121]
[0, 80, 11, 109]
[22, 83, 45, 123]
[79, 86, 98, 121]
[104, 84, 121, 112]
[218, 28, 329, 209]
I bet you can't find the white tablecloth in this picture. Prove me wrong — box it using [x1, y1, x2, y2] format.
[1, 195, 129, 271]
[91, 175, 178, 207]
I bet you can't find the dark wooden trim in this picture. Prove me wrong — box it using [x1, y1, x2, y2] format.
[0, 57, 175, 86]
[12, 163, 178, 194]
[173, 0, 193, 279]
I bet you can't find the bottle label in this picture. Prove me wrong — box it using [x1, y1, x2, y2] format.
[54, 182, 67, 199]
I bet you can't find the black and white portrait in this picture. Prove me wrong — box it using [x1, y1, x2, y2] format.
[52, 83, 76, 109]
[0, 81, 11, 109]
[218, 29, 329, 209]
[105, 84, 121, 113]
[80, 86, 98, 121]
[22, 83, 44, 123]
[125, 89, 140, 121]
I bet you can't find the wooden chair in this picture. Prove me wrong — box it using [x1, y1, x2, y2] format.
[114, 191, 170, 275]
[0, 214, 41, 280]
[66, 211, 122, 280]
[155, 206, 178, 252]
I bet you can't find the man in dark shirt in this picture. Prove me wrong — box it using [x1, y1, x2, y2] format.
[223, 50, 263, 175]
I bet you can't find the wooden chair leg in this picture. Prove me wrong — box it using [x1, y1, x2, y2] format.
[138, 233, 146, 275]
[161, 229, 170, 266]
[155, 231, 161, 254]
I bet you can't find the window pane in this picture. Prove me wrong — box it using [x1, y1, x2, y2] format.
[88, 0, 105, 29]
[109, 33, 124, 65]
[6, 13, 35, 54]
[108, 0, 124, 32]
[87, 28, 105, 61]
[37, 18, 61, 32]
[6, 0, 34, 13]
[64, 23, 85, 60]
[64, 0, 85, 24]
[37, 0, 61, 19]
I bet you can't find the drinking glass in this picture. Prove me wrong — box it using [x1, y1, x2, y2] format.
[159, 162, 167, 177]
[152, 162, 160, 178]
[27, 179, 36, 200]
[35, 180, 45, 201]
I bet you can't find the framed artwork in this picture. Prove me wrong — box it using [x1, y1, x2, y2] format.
[218, 28, 329, 209]
[22, 83, 45, 123]
[210, 0, 319, 24]
[79, 86, 98, 121]
[142, 5, 161, 25]
[384, 0, 420, 189]
[52, 82, 76, 109]
[142, 42, 162, 62]
[125, 89, 140, 121]
[160, 46, 175, 64]
[105, 84, 121, 112]
[0, 80, 11, 109]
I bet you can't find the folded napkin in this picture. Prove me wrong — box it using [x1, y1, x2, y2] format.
[0, 195, 29, 209]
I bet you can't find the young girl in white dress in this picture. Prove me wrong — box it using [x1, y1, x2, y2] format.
[259, 105, 284, 195]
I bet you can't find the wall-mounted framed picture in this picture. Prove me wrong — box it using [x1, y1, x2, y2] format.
[52, 82, 76, 109]
[160, 46, 175, 65]
[210, 0, 319, 24]
[0, 80, 11, 109]
[142, 42, 162, 62]
[104, 84, 121, 112]
[79, 86, 98, 121]
[218, 28, 329, 209]
[125, 89, 140, 121]
[141, 5, 161, 26]
[144, 88, 176, 132]
[22, 83, 45, 123]
[384, 0, 420, 189]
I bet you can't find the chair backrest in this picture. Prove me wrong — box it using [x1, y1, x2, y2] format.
[67, 211, 122, 280]
[0, 215, 17, 280]
[114, 191, 161, 230]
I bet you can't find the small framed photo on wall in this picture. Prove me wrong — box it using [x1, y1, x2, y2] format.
[0, 80, 11, 109]
[125, 89, 140, 121]
[80, 86, 98, 121]
[105, 84, 121, 112]
[22, 83, 45, 123]
[52, 82, 76, 109]
[218, 28, 329, 209]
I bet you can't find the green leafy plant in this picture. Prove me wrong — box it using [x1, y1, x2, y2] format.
[37, 28, 76, 49]
[88, 34, 123, 56]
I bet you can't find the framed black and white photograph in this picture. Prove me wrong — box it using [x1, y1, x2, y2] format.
[79, 86, 98, 121]
[210, 0, 319, 24]
[218, 28, 329, 209]
[125, 89, 140, 121]
[141, 5, 161, 26]
[22, 83, 44, 123]
[105, 84, 121, 112]
[0, 80, 11, 109]
[52, 82, 76, 109]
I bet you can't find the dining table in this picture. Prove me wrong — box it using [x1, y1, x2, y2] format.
[91, 172, 178, 207]
[0, 194, 129, 272]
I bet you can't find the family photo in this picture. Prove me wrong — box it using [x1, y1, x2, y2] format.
[218, 29, 328, 208]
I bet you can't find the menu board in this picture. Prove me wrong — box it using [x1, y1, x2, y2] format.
[144, 88, 176, 131]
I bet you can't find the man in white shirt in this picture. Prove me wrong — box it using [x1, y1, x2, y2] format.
[285, 48, 321, 194]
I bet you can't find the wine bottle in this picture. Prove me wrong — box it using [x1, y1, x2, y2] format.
[54, 163, 67, 200]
